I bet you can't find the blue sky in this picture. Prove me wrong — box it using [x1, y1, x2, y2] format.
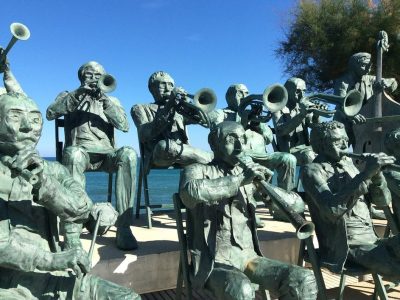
[1, 0, 298, 157]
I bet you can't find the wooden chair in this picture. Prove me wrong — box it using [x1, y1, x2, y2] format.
[173, 193, 270, 300]
[54, 118, 113, 203]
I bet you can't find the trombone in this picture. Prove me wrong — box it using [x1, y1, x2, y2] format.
[0, 23, 30, 63]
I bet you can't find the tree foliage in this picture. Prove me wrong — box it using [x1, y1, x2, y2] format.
[277, 0, 400, 94]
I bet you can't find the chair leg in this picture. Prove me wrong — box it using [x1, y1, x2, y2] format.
[135, 163, 143, 219]
[176, 258, 183, 300]
[107, 173, 113, 203]
[143, 172, 152, 229]
[304, 237, 328, 300]
[297, 239, 306, 266]
[338, 273, 347, 300]
[372, 273, 388, 300]
[259, 287, 271, 300]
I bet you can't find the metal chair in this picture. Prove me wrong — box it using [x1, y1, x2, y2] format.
[135, 141, 178, 229]
[54, 118, 113, 203]
[173, 193, 270, 300]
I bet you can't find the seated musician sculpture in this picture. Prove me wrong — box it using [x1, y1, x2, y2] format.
[131, 71, 213, 175]
[180, 121, 317, 300]
[0, 92, 141, 299]
[302, 120, 400, 277]
[46, 61, 138, 251]
[334, 52, 398, 147]
[272, 77, 318, 166]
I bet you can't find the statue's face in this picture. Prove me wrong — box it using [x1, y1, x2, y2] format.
[0, 96, 42, 156]
[217, 125, 247, 166]
[288, 80, 306, 106]
[321, 127, 348, 162]
[227, 84, 249, 111]
[354, 58, 371, 78]
[81, 65, 104, 89]
[153, 77, 174, 104]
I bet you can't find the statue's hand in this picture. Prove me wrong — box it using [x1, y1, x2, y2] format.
[51, 247, 91, 277]
[11, 149, 44, 188]
[0, 47, 10, 74]
[351, 113, 366, 124]
[241, 161, 272, 185]
[363, 153, 396, 178]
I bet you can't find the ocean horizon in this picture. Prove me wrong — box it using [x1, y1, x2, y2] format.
[44, 157, 180, 209]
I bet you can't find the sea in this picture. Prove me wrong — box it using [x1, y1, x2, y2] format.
[44, 157, 180, 209]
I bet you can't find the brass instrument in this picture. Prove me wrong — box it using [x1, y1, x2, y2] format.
[238, 156, 315, 240]
[97, 74, 117, 93]
[0, 23, 30, 63]
[238, 84, 288, 123]
[339, 150, 400, 234]
[301, 89, 363, 118]
[340, 151, 400, 172]
[173, 87, 217, 128]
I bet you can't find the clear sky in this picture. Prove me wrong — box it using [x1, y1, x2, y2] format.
[1, 0, 298, 157]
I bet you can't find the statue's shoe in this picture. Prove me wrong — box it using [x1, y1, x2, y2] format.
[255, 215, 265, 228]
[116, 226, 138, 250]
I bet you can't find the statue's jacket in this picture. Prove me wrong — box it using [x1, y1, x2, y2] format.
[46, 91, 129, 152]
[179, 162, 262, 288]
[131, 103, 188, 173]
[0, 158, 92, 276]
[301, 156, 391, 273]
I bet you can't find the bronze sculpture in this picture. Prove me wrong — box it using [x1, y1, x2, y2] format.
[0, 92, 141, 299]
[302, 120, 400, 277]
[131, 71, 213, 174]
[46, 61, 138, 251]
[180, 121, 317, 300]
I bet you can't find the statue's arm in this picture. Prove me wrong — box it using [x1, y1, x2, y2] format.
[102, 96, 129, 132]
[273, 108, 307, 137]
[382, 77, 398, 93]
[46, 91, 80, 120]
[301, 163, 370, 221]
[179, 164, 243, 209]
[34, 161, 92, 223]
[3, 69, 25, 95]
[131, 104, 173, 143]
[385, 170, 400, 198]
[258, 123, 274, 145]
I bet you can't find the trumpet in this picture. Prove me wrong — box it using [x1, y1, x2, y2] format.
[238, 84, 288, 123]
[0, 23, 30, 63]
[97, 74, 116, 93]
[172, 87, 217, 128]
[300, 89, 363, 118]
[238, 156, 315, 240]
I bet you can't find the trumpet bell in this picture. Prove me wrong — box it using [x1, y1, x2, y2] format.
[192, 88, 217, 113]
[10, 23, 30, 41]
[342, 89, 363, 117]
[263, 84, 288, 113]
[98, 74, 117, 93]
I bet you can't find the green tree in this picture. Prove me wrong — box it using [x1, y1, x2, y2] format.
[277, 0, 400, 94]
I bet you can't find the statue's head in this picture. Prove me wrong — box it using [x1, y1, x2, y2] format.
[0, 93, 42, 156]
[284, 77, 306, 108]
[384, 128, 400, 158]
[348, 52, 371, 78]
[225, 84, 249, 112]
[208, 121, 246, 166]
[310, 121, 348, 162]
[78, 61, 106, 88]
[148, 71, 175, 104]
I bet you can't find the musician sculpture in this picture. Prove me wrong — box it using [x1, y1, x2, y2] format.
[180, 121, 317, 300]
[46, 61, 138, 251]
[302, 120, 400, 277]
[0, 92, 141, 299]
[131, 71, 213, 174]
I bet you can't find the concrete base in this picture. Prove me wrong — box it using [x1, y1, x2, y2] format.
[80, 208, 388, 294]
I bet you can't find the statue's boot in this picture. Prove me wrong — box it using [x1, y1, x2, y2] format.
[116, 226, 138, 250]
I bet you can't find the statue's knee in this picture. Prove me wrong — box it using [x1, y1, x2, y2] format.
[118, 146, 137, 166]
[153, 140, 181, 163]
[225, 279, 254, 300]
[62, 146, 89, 167]
[286, 268, 317, 300]
[281, 153, 297, 168]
